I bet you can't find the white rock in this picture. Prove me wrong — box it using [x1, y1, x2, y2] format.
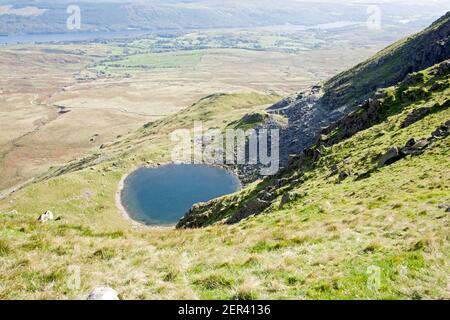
[37, 210, 54, 223]
[87, 287, 119, 300]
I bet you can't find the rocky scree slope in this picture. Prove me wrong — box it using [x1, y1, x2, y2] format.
[266, 12, 450, 165]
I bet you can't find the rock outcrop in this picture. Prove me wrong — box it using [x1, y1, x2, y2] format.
[378, 120, 449, 168]
[401, 100, 450, 128]
[226, 198, 271, 224]
[378, 147, 402, 168]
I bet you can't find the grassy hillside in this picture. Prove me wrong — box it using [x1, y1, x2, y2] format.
[321, 11, 450, 108]
[0, 58, 448, 299]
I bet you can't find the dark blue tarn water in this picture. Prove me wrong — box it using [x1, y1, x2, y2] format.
[121, 164, 241, 225]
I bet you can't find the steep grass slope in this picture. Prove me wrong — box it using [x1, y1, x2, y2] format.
[321, 11, 450, 108]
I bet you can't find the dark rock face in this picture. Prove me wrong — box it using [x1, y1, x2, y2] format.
[318, 90, 449, 151]
[178, 119, 449, 228]
[267, 87, 347, 165]
[436, 60, 450, 76]
[320, 98, 385, 147]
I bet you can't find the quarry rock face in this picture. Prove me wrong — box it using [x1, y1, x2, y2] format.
[87, 287, 119, 300]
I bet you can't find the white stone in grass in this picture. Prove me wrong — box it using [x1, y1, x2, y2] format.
[37, 210, 54, 223]
[87, 287, 119, 300]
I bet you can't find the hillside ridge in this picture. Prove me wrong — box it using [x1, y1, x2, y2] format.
[267, 12, 450, 165]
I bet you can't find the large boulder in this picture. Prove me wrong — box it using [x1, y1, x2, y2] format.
[87, 287, 119, 300]
[436, 60, 450, 76]
[378, 147, 402, 167]
[37, 210, 54, 223]
[257, 190, 273, 201]
[338, 171, 351, 182]
[401, 138, 430, 156]
[431, 122, 449, 138]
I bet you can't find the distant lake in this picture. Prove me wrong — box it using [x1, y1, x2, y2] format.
[0, 22, 363, 46]
[0, 30, 151, 45]
[121, 164, 241, 225]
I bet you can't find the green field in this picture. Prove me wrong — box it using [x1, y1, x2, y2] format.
[103, 50, 204, 70]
